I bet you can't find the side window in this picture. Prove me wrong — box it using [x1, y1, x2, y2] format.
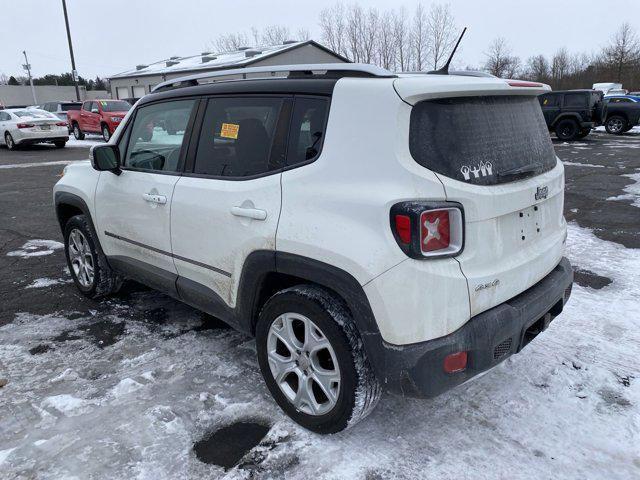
[539, 94, 559, 107]
[287, 97, 329, 166]
[564, 94, 587, 108]
[193, 97, 284, 177]
[0, 112, 9, 121]
[123, 99, 195, 172]
[82, 101, 91, 111]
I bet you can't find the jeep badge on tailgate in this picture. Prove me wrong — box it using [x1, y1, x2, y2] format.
[535, 186, 549, 200]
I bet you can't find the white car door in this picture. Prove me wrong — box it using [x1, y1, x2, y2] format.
[170, 96, 291, 309]
[0, 111, 10, 143]
[94, 99, 197, 291]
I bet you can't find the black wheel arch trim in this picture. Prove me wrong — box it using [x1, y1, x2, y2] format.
[551, 113, 581, 127]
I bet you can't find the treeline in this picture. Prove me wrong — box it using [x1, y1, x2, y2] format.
[0, 73, 107, 91]
[485, 23, 640, 90]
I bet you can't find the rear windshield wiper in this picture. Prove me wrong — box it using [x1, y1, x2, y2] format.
[497, 163, 542, 179]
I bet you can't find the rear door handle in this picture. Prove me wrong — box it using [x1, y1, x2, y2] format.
[143, 193, 167, 205]
[231, 206, 267, 221]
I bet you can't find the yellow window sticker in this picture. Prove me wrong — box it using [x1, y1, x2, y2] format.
[100, 101, 108, 106]
[220, 123, 240, 139]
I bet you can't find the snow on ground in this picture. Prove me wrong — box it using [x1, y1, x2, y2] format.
[0, 224, 639, 479]
[26, 277, 72, 289]
[607, 172, 640, 208]
[66, 135, 104, 149]
[6, 239, 64, 258]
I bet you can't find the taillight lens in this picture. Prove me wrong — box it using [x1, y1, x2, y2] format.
[17, 123, 35, 129]
[390, 202, 464, 259]
[443, 351, 468, 373]
[394, 214, 411, 244]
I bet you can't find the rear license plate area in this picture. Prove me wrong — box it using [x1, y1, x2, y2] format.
[40, 125, 51, 131]
[517, 205, 542, 243]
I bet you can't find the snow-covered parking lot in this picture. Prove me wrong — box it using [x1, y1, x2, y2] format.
[1, 131, 639, 479]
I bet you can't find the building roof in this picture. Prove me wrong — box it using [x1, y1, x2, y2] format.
[108, 40, 349, 80]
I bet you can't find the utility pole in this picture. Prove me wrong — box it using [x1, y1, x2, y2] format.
[61, 0, 81, 101]
[22, 51, 37, 105]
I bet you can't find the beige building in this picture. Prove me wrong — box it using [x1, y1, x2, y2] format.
[107, 40, 349, 100]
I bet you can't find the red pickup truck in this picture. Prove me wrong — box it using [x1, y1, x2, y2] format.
[67, 99, 131, 142]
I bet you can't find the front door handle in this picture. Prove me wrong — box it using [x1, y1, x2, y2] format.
[143, 193, 167, 205]
[231, 206, 267, 221]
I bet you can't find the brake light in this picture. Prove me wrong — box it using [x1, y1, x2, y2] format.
[507, 80, 543, 88]
[55, 122, 67, 126]
[17, 123, 35, 129]
[390, 202, 464, 259]
[443, 351, 467, 373]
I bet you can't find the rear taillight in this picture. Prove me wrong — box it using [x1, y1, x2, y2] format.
[17, 123, 35, 129]
[390, 201, 464, 259]
[55, 122, 67, 126]
[443, 351, 468, 373]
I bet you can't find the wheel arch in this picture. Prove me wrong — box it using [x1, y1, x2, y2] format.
[551, 113, 581, 127]
[54, 192, 100, 242]
[236, 251, 386, 379]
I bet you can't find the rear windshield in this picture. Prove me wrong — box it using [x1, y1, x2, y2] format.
[409, 96, 557, 185]
[61, 103, 81, 111]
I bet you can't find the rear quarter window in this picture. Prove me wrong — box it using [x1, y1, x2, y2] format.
[409, 96, 557, 185]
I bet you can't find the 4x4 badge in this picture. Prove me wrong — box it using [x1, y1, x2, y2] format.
[535, 186, 548, 200]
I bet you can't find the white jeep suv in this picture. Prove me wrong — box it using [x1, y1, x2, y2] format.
[53, 64, 573, 433]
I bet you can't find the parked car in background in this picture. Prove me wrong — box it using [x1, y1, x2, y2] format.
[66, 99, 131, 142]
[39, 101, 82, 122]
[602, 95, 640, 134]
[539, 90, 604, 140]
[0, 108, 68, 149]
[54, 64, 573, 433]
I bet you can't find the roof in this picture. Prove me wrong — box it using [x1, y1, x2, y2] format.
[140, 78, 339, 106]
[108, 40, 349, 80]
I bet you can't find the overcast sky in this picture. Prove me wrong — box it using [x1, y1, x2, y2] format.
[1, 0, 638, 79]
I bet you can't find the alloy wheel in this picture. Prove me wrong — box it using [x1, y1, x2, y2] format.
[102, 126, 110, 142]
[5, 134, 14, 149]
[267, 312, 341, 416]
[608, 118, 624, 133]
[68, 228, 95, 288]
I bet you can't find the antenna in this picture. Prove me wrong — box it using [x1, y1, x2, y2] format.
[428, 27, 467, 75]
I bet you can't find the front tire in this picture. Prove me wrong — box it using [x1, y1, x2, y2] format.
[555, 119, 579, 141]
[605, 115, 627, 135]
[5, 132, 17, 150]
[63, 215, 122, 299]
[102, 124, 111, 142]
[54, 140, 66, 148]
[256, 285, 381, 434]
[73, 123, 85, 140]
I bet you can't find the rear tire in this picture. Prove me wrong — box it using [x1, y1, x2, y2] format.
[5, 132, 17, 150]
[54, 141, 66, 148]
[256, 285, 381, 434]
[605, 115, 627, 135]
[73, 123, 85, 140]
[102, 124, 111, 142]
[63, 215, 122, 299]
[555, 119, 579, 141]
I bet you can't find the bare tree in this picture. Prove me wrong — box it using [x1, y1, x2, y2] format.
[319, 3, 347, 58]
[526, 54, 550, 81]
[551, 48, 570, 88]
[261, 25, 291, 45]
[484, 37, 520, 78]
[377, 11, 396, 69]
[426, 3, 457, 70]
[393, 7, 411, 71]
[0, 73, 8, 85]
[296, 28, 311, 41]
[411, 3, 428, 71]
[213, 32, 250, 52]
[602, 22, 640, 82]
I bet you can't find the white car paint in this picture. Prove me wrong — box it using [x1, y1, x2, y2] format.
[0, 108, 68, 147]
[54, 71, 566, 347]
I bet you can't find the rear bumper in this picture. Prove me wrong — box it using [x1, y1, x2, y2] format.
[16, 136, 68, 145]
[375, 257, 573, 398]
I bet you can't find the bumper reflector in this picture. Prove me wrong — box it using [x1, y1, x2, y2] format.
[443, 351, 467, 373]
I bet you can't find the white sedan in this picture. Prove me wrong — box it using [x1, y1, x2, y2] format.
[0, 108, 69, 150]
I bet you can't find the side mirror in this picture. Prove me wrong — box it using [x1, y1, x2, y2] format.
[91, 108, 99, 114]
[91, 144, 121, 175]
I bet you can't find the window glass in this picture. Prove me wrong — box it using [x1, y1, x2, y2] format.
[563, 94, 587, 108]
[123, 99, 195, 172]
[539, 94, 559, 107]
[287, 97, 329, 166]
[409, 96, 556, 186]
[193, 97, 283, 177]
[61, 103, 81, 111]
[83, 101, 92, 111]
[0, 112, 9, 121]
[100, 100, 132, 112]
